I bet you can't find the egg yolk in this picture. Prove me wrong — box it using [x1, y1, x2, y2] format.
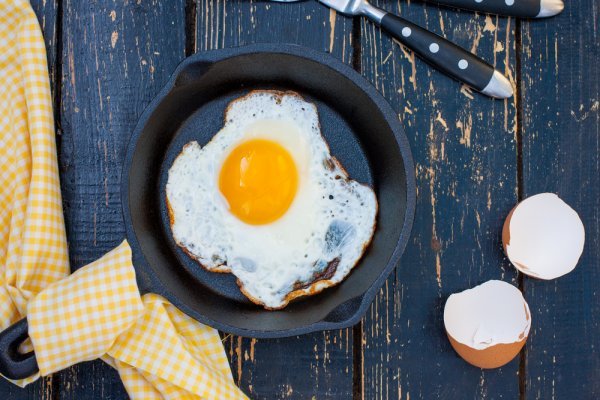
[219, 139, 298, 225]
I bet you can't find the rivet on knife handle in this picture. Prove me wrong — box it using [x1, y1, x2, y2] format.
[425, 0, 564, 18]
[379, 13, 513, 98]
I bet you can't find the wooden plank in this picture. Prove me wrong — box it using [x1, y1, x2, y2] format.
[56, 1, 186, 398]
[31, 0, 59, 101]
[195, 1, 355, 399]
[520, 1, 600, 398]
[0, 380, 53, 400]
[195, 0, 353, 58]
[359, 1, 520, 398]
[0, 1, 59, 399]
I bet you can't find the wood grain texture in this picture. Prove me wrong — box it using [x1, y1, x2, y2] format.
[2, 1, 599, 399]
[195, 0, 353, 58]
[55, 0, 186, 398]
[195, 1, 355, 399]
[30, 0, 59, 100]
[359, 1, 520, 398]
[0, 380, 53, 400]
[520, 0, 600, 398]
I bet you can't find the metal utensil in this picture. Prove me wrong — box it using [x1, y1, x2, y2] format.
[273, 0, 512, 98]
[432, 0, 565, 18]
[425, 0, 564, 18]
[272, 0, 564, 18]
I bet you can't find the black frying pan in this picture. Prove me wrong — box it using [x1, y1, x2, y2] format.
[0, 44, 415, 380]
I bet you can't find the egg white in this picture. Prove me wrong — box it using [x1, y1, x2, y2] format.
[166, 91, 377, 309]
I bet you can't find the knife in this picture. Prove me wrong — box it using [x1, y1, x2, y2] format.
[273, 0, 513, 98]
[272, 0, 564, 18]
[424, 0, 564, 18]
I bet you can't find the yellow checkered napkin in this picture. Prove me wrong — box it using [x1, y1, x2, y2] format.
[28, 242, 246, 400]
[1, 1, 247, 399]
[27, 242, 144, 373]
[0, 0, 69, 387]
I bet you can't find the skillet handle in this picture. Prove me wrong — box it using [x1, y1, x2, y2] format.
[0, 319, 39, 380]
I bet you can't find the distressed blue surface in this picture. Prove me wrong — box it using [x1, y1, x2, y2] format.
[1, 0, 597, 399]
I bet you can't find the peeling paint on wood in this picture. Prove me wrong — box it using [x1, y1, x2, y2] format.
[53, 0, 186, 399]
[3, 1, 598, 399]
[520, 0, 600, 397]
[360, 0, 520, 398]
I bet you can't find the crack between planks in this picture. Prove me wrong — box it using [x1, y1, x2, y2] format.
[53, 0, 63, 150]
[351, 16, 362, 73]
[51, 1, 64, 400]
[185, 0, 197, 56]
[515, 19, 524, 204]
[352, 322, 364, 400]
[350, 15, 364, 400]
[514, 16, 527, 400]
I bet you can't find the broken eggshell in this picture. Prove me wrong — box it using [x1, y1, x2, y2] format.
[503, 193, 585, 280]
[443, 280, 531, 369]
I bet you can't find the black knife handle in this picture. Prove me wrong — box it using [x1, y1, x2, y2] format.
[380, 13, 496, 93]
[426, 0, 542, 18]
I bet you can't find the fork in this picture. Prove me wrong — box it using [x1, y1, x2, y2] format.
[272, 0, 514, 98]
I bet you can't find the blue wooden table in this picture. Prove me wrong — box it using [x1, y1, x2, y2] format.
[2, 0, 598, 398]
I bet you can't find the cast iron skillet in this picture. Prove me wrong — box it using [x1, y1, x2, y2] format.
[0, 43, 416, 380]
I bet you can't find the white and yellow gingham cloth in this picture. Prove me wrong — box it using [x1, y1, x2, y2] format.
[1, 1, 247, 399]
[28, 242, 245, 399]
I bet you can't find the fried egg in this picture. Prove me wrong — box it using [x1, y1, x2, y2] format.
[166, 90, 377, 309]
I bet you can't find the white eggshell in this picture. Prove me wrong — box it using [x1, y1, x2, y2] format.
[444, 280, 531, 351]
[504, 193, 585, 280]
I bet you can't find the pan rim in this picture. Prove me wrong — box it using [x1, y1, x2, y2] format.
[121, 43, 416, 338]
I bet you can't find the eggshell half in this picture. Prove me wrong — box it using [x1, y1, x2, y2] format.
[444, 280, 531, 369]
[446, 335, 527, 369]
[503, 193, 585, 280]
